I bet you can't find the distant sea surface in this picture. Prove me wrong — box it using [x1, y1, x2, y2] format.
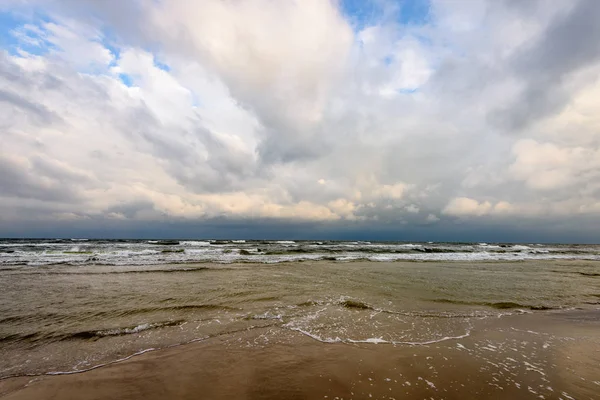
[1, 239, 599, 388]
[2, 239, 600, 266]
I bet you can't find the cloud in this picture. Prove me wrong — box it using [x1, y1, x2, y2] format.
[425, 214, 440, 223]
[442, 197, 516, 217]
[0, 154, 82, 203]
[510, 139, 600, 191]
[0, 0, 600, 240]
[490, 0, 600, 131]
[443, 197, 492, 217]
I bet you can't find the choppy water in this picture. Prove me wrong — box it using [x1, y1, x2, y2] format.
[1, 250, 599, 379]
[2, 239, 600, 266]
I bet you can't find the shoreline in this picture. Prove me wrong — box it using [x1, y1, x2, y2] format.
[2, 309, 599, 400]
[4, 258, 600, 269]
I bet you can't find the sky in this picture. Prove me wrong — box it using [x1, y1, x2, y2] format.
[0, 0, 599, 242]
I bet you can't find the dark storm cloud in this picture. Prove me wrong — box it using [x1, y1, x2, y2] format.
[516, 0, 600, 79]
[257, 128, 329, 165]
[119, 110, 259, 194]
[0, 156, 81, 203]
[491, 0, 600, 130]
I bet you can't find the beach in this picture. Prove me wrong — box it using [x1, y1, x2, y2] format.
[2, 309, 599, 400]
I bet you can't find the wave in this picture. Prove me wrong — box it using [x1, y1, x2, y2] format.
[295, 297, 551, 318]
[550, 270, 600, 277]
[112, 304, 237, 316]
[0, 332, 39, 344]
[0, 323, 287, 380]
[147, 240, 180, 245]
[180, 241, 211, 247]
[339, 299, 375, 310]
[67, 320, 185, 340]
[4, 253, 600, 268]
[2, 239, 600, 267]
[295, 298, 374, 310]
[0, 304, 235, 330]
[5, 267, 212, 276]
[430, 298, 555, 310]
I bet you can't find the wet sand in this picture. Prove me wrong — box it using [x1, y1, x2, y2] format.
[2, 310, 599, 400]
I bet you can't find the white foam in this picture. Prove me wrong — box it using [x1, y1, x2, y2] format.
[288, 323, 470, 347]
[30, 335, 211, 379]
[348, 337, 389, 344]
[523, 361, 546, 376]
[95, 321, 178, 337]
[393, 331, 471, 346]
[288, 327, 342, 343]
[479, 243, 501, 249]
[398, 243, 422, 248]
[180, 241, 211, 246]
[44, 347, 157, 376]
[251, 312, 283, 321]
[425, 380, 436, 389]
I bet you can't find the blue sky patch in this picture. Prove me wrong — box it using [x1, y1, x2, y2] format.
[118, 73, 133, 87]
[397, 0, 430, 25]
[399, 87, 418, 94]
[0, 11, 56, 56]
[341, 0, 430, 30]
[0, 11, 33, 54]
[341, 0, 385, 29]
[154, 58, 170, 72]
[100, 28, 122, 66]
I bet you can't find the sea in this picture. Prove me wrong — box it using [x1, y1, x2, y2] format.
[1, 238, 599, 389]
[2, 239, 600, 266]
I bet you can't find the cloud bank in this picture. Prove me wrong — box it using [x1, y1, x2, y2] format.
[1, 0, 599, 241]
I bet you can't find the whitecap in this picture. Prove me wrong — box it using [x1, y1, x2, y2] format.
[179, 241, 211, 247]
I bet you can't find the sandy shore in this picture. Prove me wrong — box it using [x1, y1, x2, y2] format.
[1, 310, 599, 400]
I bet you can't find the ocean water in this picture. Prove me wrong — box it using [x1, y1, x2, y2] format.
[1, 239, 600, 266]
[0, 239, 599, 381]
